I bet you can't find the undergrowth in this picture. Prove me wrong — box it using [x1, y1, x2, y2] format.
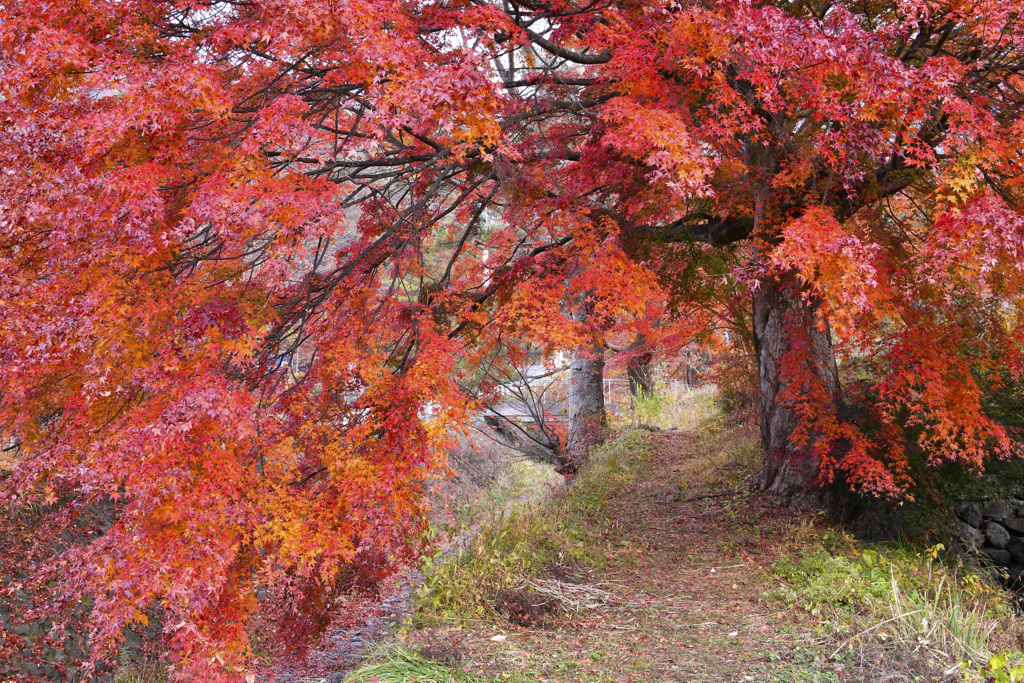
[112, 656, 167, 683]
[612, 383, 719, 433]
[414, 430, 652, 623]
[342, 645, 478, 683]
[344, 386, 1024, 683]
[770, 529, 1024, 678]
[675, 413, 761, 492]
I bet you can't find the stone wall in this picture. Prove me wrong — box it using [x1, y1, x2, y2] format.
[958, 500, 1024, 586]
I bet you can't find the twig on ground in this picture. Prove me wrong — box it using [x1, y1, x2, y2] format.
[522, 579, 615, 612]
[674, 489, 741, 503]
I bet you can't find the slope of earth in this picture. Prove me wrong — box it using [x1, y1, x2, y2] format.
[349, 396, 1024, 683]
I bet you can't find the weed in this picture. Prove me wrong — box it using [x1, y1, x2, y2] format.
[342, 645, 474, 682]
[612, 384, 719, 433]
[629, 389, 665, 427]
[415, 430, 651, 622]
[673, 415, 762, 493]
[978, 653, 1024, 683]
[770, 538, 1023, 675]
[770, 550, 890, 612]
[112, 650, 168, 683]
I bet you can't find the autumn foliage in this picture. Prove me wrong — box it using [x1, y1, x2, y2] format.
[2, 0, 1024, 678]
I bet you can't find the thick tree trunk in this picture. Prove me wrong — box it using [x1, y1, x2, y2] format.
[564, 339, 606, 472]
[752, 269, 842, 507]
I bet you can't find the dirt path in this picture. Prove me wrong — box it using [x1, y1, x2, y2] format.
[403, 430, 855, 682]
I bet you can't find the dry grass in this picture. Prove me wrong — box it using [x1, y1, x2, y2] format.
[804, 549, 1021, 681]
[520, 578, 614, 613]
[654, 384, 721, 432]
[673, 418, 761, 493]
[413, 429, 651, 623]
[112, 652, 168, 683]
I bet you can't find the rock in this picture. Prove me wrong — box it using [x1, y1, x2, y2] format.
[10, 624, 32, 637]
[983, 548, 1013, 566]
[1005, 517, 1024, 534]
[983, 500, 1014, 522]
[960, 524, 986, 549]
[984, 521, 1011, 549]
[959, 505, 984, 528]
[1009, 539, 1024, 564]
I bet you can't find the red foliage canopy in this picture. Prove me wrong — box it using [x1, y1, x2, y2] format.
[1, 0, 1023, 677]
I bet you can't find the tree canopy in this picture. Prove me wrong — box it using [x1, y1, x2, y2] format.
[2, 0, 1023, 678]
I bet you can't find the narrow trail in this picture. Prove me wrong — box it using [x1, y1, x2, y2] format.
[401, 429, 852, 682]
[264, 424, 962, 682]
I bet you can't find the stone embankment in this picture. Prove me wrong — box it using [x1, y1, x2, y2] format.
[959, 500, 1024, 586]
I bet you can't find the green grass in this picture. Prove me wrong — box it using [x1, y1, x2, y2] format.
[769, 535, 1023, 676]
[414, 429, 651, 622]
[770, 549, 891, 612]
[342, 645, 541, 683]
[342, 646, 473, 683]
[610, 383, 720, 433]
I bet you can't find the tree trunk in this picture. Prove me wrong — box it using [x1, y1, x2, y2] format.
[564, 339, 606, 472]
[752, 269, 841, 507]
[627, 338, 655, 398]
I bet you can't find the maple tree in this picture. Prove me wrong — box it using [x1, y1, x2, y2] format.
[2, 0, 1023, 678]
[0, 0, 652, 677]
[611, 0, 1024, 502]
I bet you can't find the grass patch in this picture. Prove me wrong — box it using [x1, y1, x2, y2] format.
[342, 644, 541, 683]
[415, 430, 652, 622]
[674, 412, 762, 492]
[476, 458, 561, 511]
[612, 383, 761, 492]
[342, 645, 472, 682]
[612, 383, 720, 433]
[771, 548, 891, 613]
[769, 531, 1023, 676]
[408, 387, 1024, 683]
[112, 650, 168, 683]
